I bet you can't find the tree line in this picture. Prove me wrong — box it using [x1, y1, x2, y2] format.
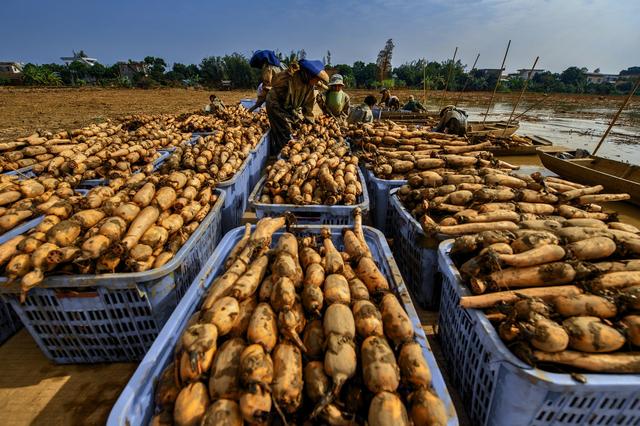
[4, 51, 638, 95]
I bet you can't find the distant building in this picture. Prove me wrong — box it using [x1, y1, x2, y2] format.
[476, 68, 504, 78]
[60, 50, 98, 66]
[586, 72, 619, 84]
[516, 69, 546, 79]
[0, 62, 23, 81]
[117, 61, 149, 80]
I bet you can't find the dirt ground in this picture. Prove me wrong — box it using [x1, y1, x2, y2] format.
[1, 87, 638, 141]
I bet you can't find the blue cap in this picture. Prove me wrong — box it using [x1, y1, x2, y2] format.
[249, 50, 281, 68]
[299, 59, 329, 82]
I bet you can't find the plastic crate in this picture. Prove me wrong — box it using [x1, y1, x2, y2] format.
[0, 216, 45, 245]
[437, 240, 640, 426]
[0, 298, 22, 345]
[108, 225, 458, 426]
[0, 189, 225, 364]
[218, 158, 252, 232]
[249, 168, 370, 225]
[248, 130, 270, 190]
[0, 188, 88, 244]
[389, 189, 442, 308]
[4, 166, 36, 179]
[362, 166, 406, 236]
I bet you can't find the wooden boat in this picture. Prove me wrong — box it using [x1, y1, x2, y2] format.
[537, 149, 640, 205]
[466, 120, 519, 138]
[487, 135, 553, 156]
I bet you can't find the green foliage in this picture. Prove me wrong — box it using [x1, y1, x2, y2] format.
[22, 64, 63, 86]
[222, 53, 257, 88]
[352, 61, 378, 88]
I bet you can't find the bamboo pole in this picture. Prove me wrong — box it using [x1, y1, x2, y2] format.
[438, 47, 458, 109]
[592, 77, 640, 156]
[454, 53, 480, 106]
[423, 59, 427, 105]
[501, 56, 539, 137]
[483, 40, 511, 124]
[513, 93, 549, 121]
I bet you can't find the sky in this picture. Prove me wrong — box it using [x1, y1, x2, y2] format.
[1, 0, 639, 74]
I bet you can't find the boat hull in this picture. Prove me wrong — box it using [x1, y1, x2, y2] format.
[538, 151, 640, 206]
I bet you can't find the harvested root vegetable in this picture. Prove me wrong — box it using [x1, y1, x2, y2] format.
[380, 293, 414, 346]
[208, 338, 245, 399]
[201, 296, 240, 336]
[552, 294, 617, 319]
[353, 300, 384, 338]
[356, 256, 390, 294]
[201, 399, 242, 426]
[533, 350, 640, 373]
[398, 342, 432, 388]
[368, 392, 410, 426]
[361, 335, 400, 393]
[563, 316, 625, 353]
[409, 388, 448, 426]
[272, 342, 303, 413]
[173, 382, 209, 426]
[239, 386, 271, 425]
[620, 315, 640, 346]
[247, 303, 278, 352]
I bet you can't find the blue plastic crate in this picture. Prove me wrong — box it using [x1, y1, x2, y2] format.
[4, 166, 36, 179]
[0, 298, 22, 345]
[0, 216, 45, 245]
[362, 166, 406, 236]
[389, 189, 441, 308]
[0, 188, 88, 244]
[437, 240, 640, 426]
[218, 158, 252, 232]
[248, 131, 270, 190]
[249, 168, 370, 225]
[108, 225, 458, 426]
[0, 189, 225, 364]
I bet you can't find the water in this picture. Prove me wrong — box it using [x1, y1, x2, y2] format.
[458, 102, 640, 164]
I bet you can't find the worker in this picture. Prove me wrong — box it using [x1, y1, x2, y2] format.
[434, 105, 468, 136]
[402, 95, 427, 112]
[205, 94, 225, 113]
[265, 59, 329, 151]
[379, 88, 400, 111]
[248, 50, 285, 112]
[347, 95, 377, 124]
[318, 74, 351, 119]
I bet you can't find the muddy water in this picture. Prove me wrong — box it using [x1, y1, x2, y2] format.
[423, 100, 640, 164]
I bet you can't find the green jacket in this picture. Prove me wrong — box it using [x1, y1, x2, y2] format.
[402, 100, 426, 112]
[320, 90, 351, 117]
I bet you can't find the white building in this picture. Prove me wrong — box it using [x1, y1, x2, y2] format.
[0, 62, 23, 81]
[585, 72, 619, 84]
[515, 69, 546, 79]
[60, 50, 98, 66]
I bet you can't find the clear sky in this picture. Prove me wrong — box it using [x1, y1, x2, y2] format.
[1, 0, 638, 74]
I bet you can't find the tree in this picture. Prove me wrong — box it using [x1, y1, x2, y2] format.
[560, 66, 587, 92]
[620, 66, 640, 76]
[144, 56, 167, 82]
[200, 56, 225, 86]
[22, 64, 62, 86]
[376, 39, 394, 82]
[352, 61, 378, 88]
[223, 53, 256, 88]
[325, 50, 332, 67]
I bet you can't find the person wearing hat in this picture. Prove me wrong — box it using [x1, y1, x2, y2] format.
[402, 95, 427, 112]
[248, 50, 285, 112]
[204, 93, 225, 113]
[347, 94, 377, 124]
[318, 74, 351, 119]
[265, 59, 329, 151]
[379, 88, 400, 111]
[434, 105, 468, 136]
